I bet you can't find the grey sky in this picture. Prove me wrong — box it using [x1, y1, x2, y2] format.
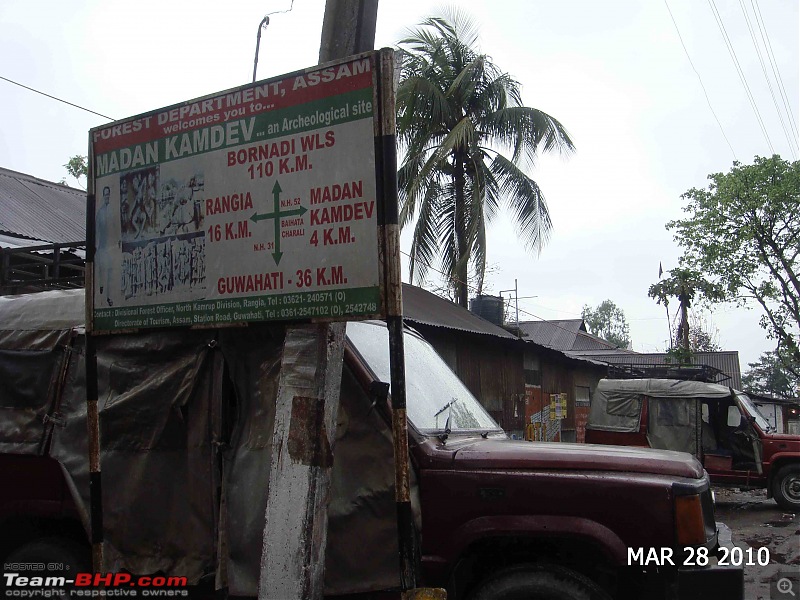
[1, 0, 797, 369]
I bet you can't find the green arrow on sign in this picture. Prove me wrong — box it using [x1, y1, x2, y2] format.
[250, 180, 308, 265]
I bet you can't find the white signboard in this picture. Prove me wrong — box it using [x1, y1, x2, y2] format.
[89, 53, 386, 332]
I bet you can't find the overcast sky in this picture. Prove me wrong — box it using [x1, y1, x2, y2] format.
[1, 0, 797, 370]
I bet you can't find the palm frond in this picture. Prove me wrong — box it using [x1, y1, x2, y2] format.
[396, 11, 574, 302]
[408, 181, 443, 284]
[490, 154, 553, 253]
[482, 106, 575, 168]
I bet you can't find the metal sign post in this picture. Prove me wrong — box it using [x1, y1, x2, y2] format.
[374, 50, 418, 592]
[84, 154, 104, 573]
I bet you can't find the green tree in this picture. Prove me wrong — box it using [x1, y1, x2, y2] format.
[742, 351, 799, 399]
[668, 156, 800, 377]
[648, 267, 725, 363]
[581, 300, 631, 348]
[396, 12, 574, 307]
[60, 155, 88, 189]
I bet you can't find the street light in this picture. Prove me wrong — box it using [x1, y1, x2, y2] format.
[253, 16, 270, 83]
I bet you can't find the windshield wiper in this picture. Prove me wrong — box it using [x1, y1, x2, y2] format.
[438, 413, 452, 444]
[434, 398, 457, 426]
[434, 398, 457, 444]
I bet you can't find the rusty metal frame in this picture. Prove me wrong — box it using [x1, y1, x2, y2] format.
[0, 242, 86, 294]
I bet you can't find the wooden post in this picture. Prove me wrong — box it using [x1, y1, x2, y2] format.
[257, 2, 378, 599]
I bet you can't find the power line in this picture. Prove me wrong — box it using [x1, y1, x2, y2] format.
[515, 298, 581, 317]
[751, 0, 800, 141]
[0, 75, 115, 121]
[663, 0, 737, 160]
[707, 0, 775, 154]
[400, 249, 606, 344]
[738, 0, 798, 158]
[403, 249, 689, 353]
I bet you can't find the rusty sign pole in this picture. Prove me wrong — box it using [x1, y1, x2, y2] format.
[257, 2, 378, 600]
[375, 51, 419, 592]
[84, 138, 104, 573]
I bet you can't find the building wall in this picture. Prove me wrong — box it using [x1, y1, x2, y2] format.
[417, 327, 526, 436]
[573, 369, 601, 443]
[525, 357, 604, 443]
[409, 324, 605, 442]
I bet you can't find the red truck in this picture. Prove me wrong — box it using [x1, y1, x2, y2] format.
[0, 290, 742, 599]
[586, 378, 800, 511]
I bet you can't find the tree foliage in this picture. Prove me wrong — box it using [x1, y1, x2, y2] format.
[396, 12, 574, 307]
[581, 299, 631, 348]
[60, 155, 88, 188]
[648, 267, 725, 311]
[742, 350, 799, 399]
[668, 156, 800, 377]
[648, 267, 725, 358]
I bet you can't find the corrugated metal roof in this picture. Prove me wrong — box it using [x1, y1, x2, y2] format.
[402, 286, 607, 369]
[0, 167, 85, 243]
[572, 330, 623, 351]
[517, 319, 584, 349]
[0, 232, 50, 248]
[402, 284, 519, 340]
[517, 319, 622, 352]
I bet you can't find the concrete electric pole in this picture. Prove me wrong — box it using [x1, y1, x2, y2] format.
[257, 3, 380, 600]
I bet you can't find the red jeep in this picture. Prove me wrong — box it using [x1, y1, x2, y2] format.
[586, 378, 800, 511]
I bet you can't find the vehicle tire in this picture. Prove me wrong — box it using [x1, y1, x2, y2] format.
[469, 564, 612, 600]
[772, 464, 800, 511]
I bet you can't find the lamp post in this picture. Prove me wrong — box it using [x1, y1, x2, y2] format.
[253, 16, 270, 82]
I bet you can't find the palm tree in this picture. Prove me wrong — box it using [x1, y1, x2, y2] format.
[397, 12, 575, 307]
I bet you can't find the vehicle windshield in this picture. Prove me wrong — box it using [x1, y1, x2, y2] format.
[735, 392, 773, 433]
[346, 321, 503, 434]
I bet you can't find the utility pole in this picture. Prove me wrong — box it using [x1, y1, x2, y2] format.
[257, 2, 378, 600]
[318, 0, 378, 62]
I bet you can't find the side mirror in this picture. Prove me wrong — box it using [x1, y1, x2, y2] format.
[727, 405, 742, 428]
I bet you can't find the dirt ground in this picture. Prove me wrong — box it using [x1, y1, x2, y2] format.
[713, 486, 800, 600]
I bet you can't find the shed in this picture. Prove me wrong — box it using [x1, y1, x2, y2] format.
[403, 286, 607, 441]
[0, 167, 86, 293]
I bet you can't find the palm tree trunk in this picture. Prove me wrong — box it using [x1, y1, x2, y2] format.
[454, 153, 468, 308]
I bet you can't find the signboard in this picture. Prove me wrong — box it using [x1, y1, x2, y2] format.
[549, 393, 568, 420]
[88, 53, 388, 332]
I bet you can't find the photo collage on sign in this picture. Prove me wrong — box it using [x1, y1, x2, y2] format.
[118, 166, 207, 301]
